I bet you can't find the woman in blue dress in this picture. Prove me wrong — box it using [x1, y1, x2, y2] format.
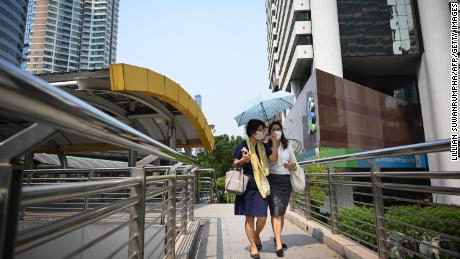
[232, 119, 279, 259]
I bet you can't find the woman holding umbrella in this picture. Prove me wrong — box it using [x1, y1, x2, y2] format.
[232, 119, 279, 259]
[267, 121, 298, 257]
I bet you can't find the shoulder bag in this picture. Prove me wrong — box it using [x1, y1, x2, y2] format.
[225, 168, 248, 195]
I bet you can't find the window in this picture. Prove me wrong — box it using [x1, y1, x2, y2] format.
[295, 11, 311, 21]
[296, 35, 312, 45]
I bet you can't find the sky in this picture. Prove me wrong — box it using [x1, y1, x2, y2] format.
[117, 0, 270, 137]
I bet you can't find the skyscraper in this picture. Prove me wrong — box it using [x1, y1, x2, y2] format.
[0, 0, 29, 66]
[194, 94, 202, 109]
[79, 0, 119, 69]
[23, 0, 119, 74]
[267, 0, 457, 203]
[193, 94, 205, 156]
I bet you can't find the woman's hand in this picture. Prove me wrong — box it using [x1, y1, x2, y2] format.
[270, 132, 279, 146]
[240, 152, 251, 164]
[283, 160, 296, 170]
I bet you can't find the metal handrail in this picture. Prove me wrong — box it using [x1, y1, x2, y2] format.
[0, 59, 197, 166]
[299, 139, 450, 165]
[16, 168, 216, 258]
[0, 59, 221, 259]
[21, 177, 140, 207]
[292, 139, 460, 259]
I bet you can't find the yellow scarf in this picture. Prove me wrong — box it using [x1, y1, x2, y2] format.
[247, 139, 270, 198]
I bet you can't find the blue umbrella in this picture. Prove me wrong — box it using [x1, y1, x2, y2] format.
[234, 91, 295, 126]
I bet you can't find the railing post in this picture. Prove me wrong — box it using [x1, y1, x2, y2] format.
[370, 163, 387, 259]
[128, 167, 145, 259]
[194, 171, 199, 203]
[83, 169, 93, 210]
[304, 167, 311, 220]
[180, 174, 188, 234]
[166, 175, 177, 259]
[189, 170, 196, 221]
[210, 177, 214, 204]
[328, 167, 339, 234]
[0, 124, 56, 259]
[165, 164, 180, 259]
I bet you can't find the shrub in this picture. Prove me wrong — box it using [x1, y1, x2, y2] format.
[337, 204, 460, 257]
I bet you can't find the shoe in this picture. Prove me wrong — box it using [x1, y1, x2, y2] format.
[275, 248, 284, 257]
[250, 252, 261, 259]
[273, 238, 287, 249]
[256, 243, 262, 251]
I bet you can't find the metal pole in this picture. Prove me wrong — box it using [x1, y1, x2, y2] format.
[304, 168, 311, 220]
[21, 153, 35, 220]
[180, 175, 188, 234]
[128, 150, 137, 167]
[370, 163, 387, 259]
[83, 170, 93, 210]
[166, 175, 177, 259]
[57, 153, 68, 169]
[128, 167, 145, 259]
[190, 174, 195, 221]
[328, 167, 339, 234]
[0, 123, 56, 259]
[165, 163, 181, 259]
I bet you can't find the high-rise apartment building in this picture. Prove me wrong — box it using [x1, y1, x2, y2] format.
[23, 0, 119, 74]
[0, 0, 29, 66]
[79, 0, 118, 69]
[266, 0, 312, 96]
[267, 0, 457, 203]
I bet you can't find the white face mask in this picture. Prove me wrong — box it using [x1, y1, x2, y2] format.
[254, 131, 265, 141]
[274, 130, 282, 140]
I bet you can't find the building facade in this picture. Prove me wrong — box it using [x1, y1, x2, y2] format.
[267, 0, 457, 203]
[0, 0, 29, 66]
[22, 0, 119, 74]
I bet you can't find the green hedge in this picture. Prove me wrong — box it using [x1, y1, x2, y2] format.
[338, 204, 460, 257]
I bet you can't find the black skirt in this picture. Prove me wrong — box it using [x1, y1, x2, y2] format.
[267, 174, 292, 217]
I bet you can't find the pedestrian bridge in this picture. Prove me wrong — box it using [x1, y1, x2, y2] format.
[0, 60, 459, 259]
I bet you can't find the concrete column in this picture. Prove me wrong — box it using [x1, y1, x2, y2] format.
[290, 80, 302, 98]
[417, 0, 459, 204]
[310, 0, 343, 77]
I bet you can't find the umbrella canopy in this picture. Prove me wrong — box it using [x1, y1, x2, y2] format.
[234, 91, 295, 126]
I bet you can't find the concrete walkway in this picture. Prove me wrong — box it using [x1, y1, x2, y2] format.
[195, 204, 342, 259]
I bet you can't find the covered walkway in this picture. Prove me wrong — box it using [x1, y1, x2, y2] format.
[195, 204, 341, 259]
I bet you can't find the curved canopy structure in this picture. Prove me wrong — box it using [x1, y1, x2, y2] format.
[110, 64, 214, 150]
[0, 63, 215, 156]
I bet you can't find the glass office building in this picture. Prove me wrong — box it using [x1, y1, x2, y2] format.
[337, 0, 420, 56]
[0, 0, 29, 66]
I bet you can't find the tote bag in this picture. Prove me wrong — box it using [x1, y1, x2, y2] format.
[225, 169, 248, 195]
[290, 162, 305, 192]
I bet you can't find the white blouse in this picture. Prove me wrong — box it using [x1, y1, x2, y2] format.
[269, 143, 297, 175]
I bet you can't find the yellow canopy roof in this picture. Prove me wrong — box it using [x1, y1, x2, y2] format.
[110, 63, 215, 150]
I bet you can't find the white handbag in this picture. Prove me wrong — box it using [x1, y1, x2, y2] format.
[290, 162, 305, 192]
[225, 169, 248, 195]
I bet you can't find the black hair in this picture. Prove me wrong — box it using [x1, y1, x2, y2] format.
[268, 121, 288, 149]
[245, 119, 265, 137]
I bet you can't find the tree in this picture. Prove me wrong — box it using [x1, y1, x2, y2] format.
[197, 134, 244, 176]
[197, 133, 244, 203]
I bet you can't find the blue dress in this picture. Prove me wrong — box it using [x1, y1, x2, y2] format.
[232, 140, 272, 217]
